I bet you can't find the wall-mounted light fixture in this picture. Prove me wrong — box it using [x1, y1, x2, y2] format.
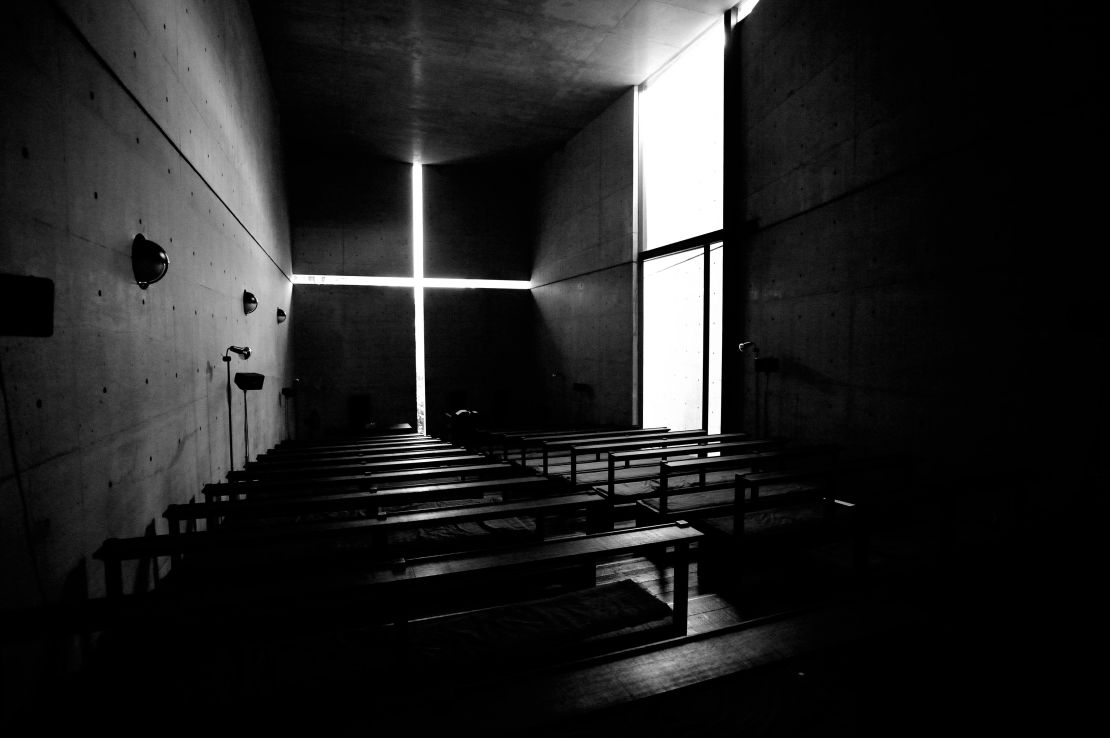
[222, 345, 251, 471]
[276, 307, 287, 324]
[132, 234, 169, 289]
[242, 290, 258, 314]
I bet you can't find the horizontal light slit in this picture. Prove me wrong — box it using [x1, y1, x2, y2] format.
[293, 274, 531, 289]
[422, 278, 531, 290]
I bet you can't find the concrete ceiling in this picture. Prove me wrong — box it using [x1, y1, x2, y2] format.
[250, 0, 735, 165]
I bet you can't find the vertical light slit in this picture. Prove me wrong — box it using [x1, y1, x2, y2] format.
[412, 163, 426, 435]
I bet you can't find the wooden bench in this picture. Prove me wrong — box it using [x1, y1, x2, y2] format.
[648, 445, 841, 518]
[504, 427, 660, 465]
[603, 438, 788, 499]
[563, 432, 750, 487]
[483, 426, 628, 459]
[256, 440, 455, 461]
[98, 522, 703, 648]
[276, 430, 428, 445]
[519, 427, 672, 468]
[467, 425, 613, 459]
[270, 434, 438, 453]
[539, 428, 709, 476]
[693, 467, 869, 588]
[96, 491, 609, 599]
[240, 443, 470, 472]
[225, 453, 500, 483]
[203, 461, 524, 503]
[167, 476, 560, 534]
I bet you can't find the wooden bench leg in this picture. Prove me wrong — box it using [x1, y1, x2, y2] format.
[672, 541, 690, 635]
[659, 469, 669, 517]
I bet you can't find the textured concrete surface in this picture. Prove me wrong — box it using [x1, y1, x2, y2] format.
[424, 289, 538, 437]
[251, 0, 732, 163]
[289, 157, 542, 435]
[423, 163, 535, 281]
[532, 90, 638, 426]
[290, 156, 412, 278]
[291, 284, 415, 438]
[730, 0, 1107, 505]
[0, 0, 292, 614]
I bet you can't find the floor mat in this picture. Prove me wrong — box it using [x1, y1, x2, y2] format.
[403, 578, 673, 676]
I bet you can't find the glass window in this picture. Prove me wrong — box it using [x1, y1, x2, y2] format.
[643, 249, 705, 431]
[640, 26, 723, 251]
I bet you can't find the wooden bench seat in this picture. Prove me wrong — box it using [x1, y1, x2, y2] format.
[203, 461, 524, 502]
[509, 427, 668, 465]
[275, 432, 430, 448]
[636, 478, 822, 522]
[533, 428, 701, 471]
[168, 476, 559, 534]
[603, 438, 788, 498]
[238, 446, 472, 474]
[485, 425, 628, 456]
[256, 440, 455, 461]
[96, 522, 703, 645]
[474, 426, 626, 460]
[97, 491, 609, 599]
[694, 468, 866, 588]
[559, 431, 749, 485]
[536, 428, 710, 475]
[227, 452, 492, 483]
[651, 445, 840, 516]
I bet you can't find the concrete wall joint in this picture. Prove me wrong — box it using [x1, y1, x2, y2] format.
[529, 260, 637, 291]
[51, 0, 291, 283]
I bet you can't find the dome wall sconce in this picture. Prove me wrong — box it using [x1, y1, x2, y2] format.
[132, 234, 169, 289]
[242, 290, 258, 314]
[276, 307, 287, 324]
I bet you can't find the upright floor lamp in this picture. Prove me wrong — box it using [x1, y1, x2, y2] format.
[222, 345, 251, 471]
[234, 372, 265, 468]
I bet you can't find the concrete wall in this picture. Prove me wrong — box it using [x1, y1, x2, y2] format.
[289, 156, 415, 435]
[0, 0, 291, 666]
[730, 0, 1107, 515]
[423, 163, 539, 436]
[424, 289, 538, 439]
[292, 284, 415, 437]
[291, 158, 541, 436]
[290, 156, 412, 278]
[423, 163, 535, 281]
[532, 90, 638, 426]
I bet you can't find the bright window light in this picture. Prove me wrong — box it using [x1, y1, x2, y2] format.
[293, 163, 532, 436]
[422, 278, 531, 290]
[413, 163, 426, 435]
[736, 0, 762, 22]
[640, 25, 723, 250]
[292, 274, 529, 289]
[292, 274, 416, 287]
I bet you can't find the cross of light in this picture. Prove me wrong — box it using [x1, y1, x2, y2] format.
[292, 163, 531, 434]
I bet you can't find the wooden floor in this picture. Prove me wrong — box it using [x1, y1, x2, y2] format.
[54, 480, 1089, 736]
[341, 513, 1076, 738]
